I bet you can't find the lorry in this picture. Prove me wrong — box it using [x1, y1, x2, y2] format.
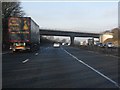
[3, 17, 40, 52]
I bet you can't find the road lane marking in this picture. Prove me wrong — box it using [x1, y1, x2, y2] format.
[22, 59, 29, 63]
[35, 53, 39, 56]
[61, 47, 120, 88]
[1, 51, 12, 55]
[1, 53, 8, 55]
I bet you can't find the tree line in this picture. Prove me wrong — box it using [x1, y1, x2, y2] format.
[2, 1, 25, 18]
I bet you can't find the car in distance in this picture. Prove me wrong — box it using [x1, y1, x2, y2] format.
[96, 42, 104, 47]
[53, 43, 60, 48]
[106, 42, 114, 48]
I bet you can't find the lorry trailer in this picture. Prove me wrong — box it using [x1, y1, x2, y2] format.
[7, 17, 40, 52]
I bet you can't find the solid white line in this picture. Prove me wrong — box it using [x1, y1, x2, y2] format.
[61, 47, 120, 88]
[22, 59, 29, 63]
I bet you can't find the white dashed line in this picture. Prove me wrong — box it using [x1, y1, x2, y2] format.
[1, 53, 7, 55]
[1, 51, 12, 55]
[61, 47, 120, 88]
[35, 53, 39, 56]
[22, 59, 29, 63]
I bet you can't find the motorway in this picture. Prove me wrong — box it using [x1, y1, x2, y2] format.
[2, 44, 119, 88]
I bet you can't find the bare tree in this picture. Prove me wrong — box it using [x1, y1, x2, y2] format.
[2, 2, 25, 18]
[2, 1, 25, 49]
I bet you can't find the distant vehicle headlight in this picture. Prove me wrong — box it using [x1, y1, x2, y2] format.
[53, 43, 60, 47]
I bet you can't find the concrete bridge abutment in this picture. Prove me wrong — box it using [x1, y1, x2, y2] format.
[70, 36, 75, 46]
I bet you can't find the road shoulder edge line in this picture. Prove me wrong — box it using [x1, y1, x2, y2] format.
[61, 47, 120, 88]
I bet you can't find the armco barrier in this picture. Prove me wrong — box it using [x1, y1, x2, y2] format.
[79, 45, 119, 57]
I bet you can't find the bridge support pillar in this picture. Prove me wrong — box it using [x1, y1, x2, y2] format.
[92, 37, 94, 46]
[70, 36, 74, 46]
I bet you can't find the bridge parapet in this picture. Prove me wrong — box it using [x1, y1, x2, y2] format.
[40, 29, 101, 45]
[40, 29, 100, 38]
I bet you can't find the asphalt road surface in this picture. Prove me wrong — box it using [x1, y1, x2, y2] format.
[2, 44, 119, 88]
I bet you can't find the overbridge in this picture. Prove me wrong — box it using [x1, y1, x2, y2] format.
[40, 29, 101, 45]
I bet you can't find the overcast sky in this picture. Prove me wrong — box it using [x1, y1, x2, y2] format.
[21, 1, 118, 33]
